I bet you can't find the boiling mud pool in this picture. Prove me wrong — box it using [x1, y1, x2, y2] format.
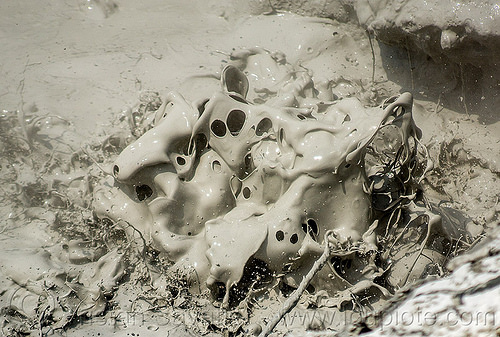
[0, 1, 498, 336]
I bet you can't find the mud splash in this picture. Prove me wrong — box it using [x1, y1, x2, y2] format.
[93, 49, 453, 311]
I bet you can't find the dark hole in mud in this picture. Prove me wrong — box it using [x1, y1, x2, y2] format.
[176, 156, 186, 165]
[256, 118, 273, 136]
[307, 218, 319, 235]
[330, 256, 352, 276]
[211, 282, 227, 302]
[340, 301, 354, 312]
[302, 219, 319, 241]
[276, 230, 285, 241]
[212, 160, 222, 173]
[282, 263, 292, 272]
[190, 133, 208, 154]
[226, 109, 246, 136]
[229, 94, 248, 104]
[113, 165, 119, 177]
[197, 98, 209, 116]
[243, 152, 253, 177]
[343, 114, 351, 123]
[175, 139, 191, 156]
[279, 128, 285, 143]
[369, 174, 404, 211]
[135, 184, 153, 201]
[372, 193, 393, 211]
[223, 66, 248, 97]
[219, 258, 272, 308]
[393, 106, 405, 117]
[297, 114, 306, 120]
[242, 186, 251, 199]
[211, 119, 227, 137]
[279, 281, 296, 297]
[306, 284, 315, 294]
[290, 233, 299, 244]
[170, 287, 180, 299]
[400, 165, 411, 183]
[302, 223, 308, 233]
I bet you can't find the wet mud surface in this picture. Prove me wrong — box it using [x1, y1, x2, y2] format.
[0, 1, 499, 336]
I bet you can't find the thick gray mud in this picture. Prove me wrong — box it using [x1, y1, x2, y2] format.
[0, 1, 498, 336]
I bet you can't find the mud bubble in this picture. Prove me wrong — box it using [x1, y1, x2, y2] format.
[94, 49, 462, 308]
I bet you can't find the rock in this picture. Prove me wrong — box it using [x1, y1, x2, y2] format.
[356, 225, 500, 337]
[256, 0, 500, 68]
[244, 0, 500, 119]
[357, 0, 500, 68]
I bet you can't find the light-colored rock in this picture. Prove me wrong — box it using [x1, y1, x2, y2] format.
[358, 226, 500, 337]
[355, 0, 500, 67]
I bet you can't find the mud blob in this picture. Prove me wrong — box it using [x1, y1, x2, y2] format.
[94, 50, 421, 306]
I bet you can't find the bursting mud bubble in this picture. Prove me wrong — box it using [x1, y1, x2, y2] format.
[94, 49, 450, 308]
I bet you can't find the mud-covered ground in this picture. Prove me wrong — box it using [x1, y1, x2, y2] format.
[0, 1, 499, 336]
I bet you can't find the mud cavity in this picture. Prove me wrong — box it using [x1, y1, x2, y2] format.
[94, 49, 460, 307]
